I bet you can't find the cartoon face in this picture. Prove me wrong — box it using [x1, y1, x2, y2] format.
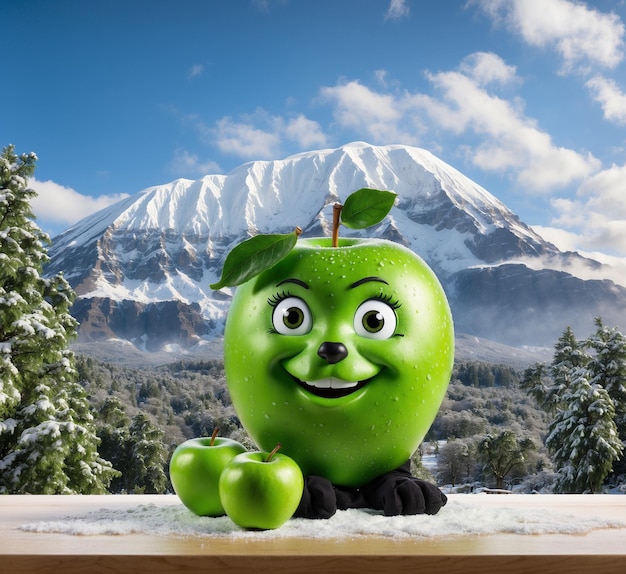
[224, 238, 454, 487]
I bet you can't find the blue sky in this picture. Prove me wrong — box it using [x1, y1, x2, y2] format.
[3, 0, 626, 268]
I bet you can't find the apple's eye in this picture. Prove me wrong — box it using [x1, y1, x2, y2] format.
[354, 299, 397, 340]
[271, 297, 312, 336]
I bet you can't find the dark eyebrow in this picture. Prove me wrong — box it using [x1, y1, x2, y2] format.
[276, 278, 310, 289]
[348, 276, 389, 289]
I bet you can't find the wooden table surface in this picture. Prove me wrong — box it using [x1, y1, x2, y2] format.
[1, 494, 625, 573]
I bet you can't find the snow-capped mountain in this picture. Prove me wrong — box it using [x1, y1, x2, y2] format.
[45, 142, 626, 353]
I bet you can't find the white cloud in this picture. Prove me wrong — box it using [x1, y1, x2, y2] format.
[215, 116, 282, 158]
[319, 54, 599, 192]
[284, 115, 328, 148]
[170, 149, 221, 177]
[212, 110, 327, 159]
[175, 105, 328, 161]
[187, 64, 204, 80]
[531, 224, 580, 251]
[529, 224, 626, 286]
[578, 162, 626, 219]
[538, 162, 626, 259]
[586, 75, 626, 124]
[459, 51, 517, 86]
[320, 80, 418, 143]
[516, 145, 599, 191]
[419, 54, 600, 190]
[471, 0, 625, 72]
[385, 0, 410, 21]
[29, 178, 129, 230]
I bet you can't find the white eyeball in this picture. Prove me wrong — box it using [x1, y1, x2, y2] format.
[271, 297, 312, 336]
[354, 299, 397, 340]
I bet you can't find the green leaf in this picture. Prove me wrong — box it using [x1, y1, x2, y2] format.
[210, 228, 301, 290]
[341, 188, 397, 229]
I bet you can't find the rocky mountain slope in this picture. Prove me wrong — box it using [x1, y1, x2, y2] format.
[45, 142, 626, 354]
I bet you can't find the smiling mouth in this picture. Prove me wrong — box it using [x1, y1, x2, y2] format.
[292, 375, 372, 399]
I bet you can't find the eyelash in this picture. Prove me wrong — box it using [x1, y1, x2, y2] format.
[267, 290, 293, 308]
[372, 293, 402, 310]
[268, 291, 401, 309]
[267, 291, 403, 336]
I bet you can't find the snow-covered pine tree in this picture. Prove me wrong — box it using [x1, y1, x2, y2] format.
[521, 362, 552, 410]
[546, 365, 623, 493]
[586, 317, 626, 477]
[0, 145, 116, 493]
[125, 412, 168, 494]
[549, 326, 589, 407]
[521, 327, 588, 413]
[96, 397, 132, 493]
[94, 397, 168, 493]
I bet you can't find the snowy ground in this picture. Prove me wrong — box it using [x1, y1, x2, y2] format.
[18, 496, 626, 539]
[421, 441, 626, 495]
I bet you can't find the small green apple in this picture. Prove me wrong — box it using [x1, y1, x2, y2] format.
[219, 444, 304, 530]
[224, 236, 454, 487]
[169, 429, 247, 516]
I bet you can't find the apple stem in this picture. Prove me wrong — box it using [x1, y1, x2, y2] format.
[332, 202, 342, 248]
[295, 226, 302, 238]
[210, 427, 220, 446]
[265, 443, 282, 463]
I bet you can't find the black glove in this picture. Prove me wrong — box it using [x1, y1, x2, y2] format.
[334, 484, 367, 511]
[360, 461, 448, 516]
[294, 463, 447, 519]
[294, 475, 337, 519]
[294, 476, 368, 518]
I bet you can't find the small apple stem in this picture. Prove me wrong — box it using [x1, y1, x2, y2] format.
[332, 203, 342, 248]
[265, 443, 282, 463]
[210, 427, 220, 446]
[295, 226, 302, 238]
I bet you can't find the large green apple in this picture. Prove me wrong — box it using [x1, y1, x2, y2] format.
[169, 435, 246, 516]
[224, 237, 454, 488]
[219, 445, 304, 530]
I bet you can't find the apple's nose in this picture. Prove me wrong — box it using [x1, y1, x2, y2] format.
[317, 342, 349, 364]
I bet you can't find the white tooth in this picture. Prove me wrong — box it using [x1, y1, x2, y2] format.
[305, 377, 358, 389]
[308, 378, 331, 389]
[330, 378, 358, 389]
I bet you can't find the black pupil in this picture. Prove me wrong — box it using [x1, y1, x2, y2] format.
[363, 310, 384, 332]
[284, 307, 304, 329]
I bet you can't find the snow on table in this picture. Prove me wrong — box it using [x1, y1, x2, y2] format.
[2, 494, 626, 574]
[14, 495, 625, 539]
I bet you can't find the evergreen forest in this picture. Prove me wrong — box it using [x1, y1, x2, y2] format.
[75, 335, 626, 494]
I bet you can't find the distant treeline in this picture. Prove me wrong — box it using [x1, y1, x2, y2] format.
[75, 355, 546, 493]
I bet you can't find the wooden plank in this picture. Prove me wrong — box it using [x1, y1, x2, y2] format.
[3, 554, 626, 574]
[1, 494, 625, 573]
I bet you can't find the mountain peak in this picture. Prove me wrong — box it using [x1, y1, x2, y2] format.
[45, 142, 625, 352]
